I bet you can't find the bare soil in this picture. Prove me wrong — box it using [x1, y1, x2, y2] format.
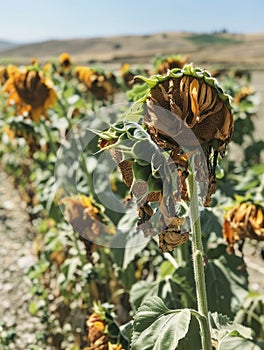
[0, 170, 45, 349]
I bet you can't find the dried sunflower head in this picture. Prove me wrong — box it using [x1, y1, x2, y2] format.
[86, 313, 108, 350]
[14, 70, 50, 108]
[75, 66, 116, 101]
[223, 201, 264, 253]
[233, 86, 254, 105]
[3, 68, 57, 121]
[132, 65, 234, 206]
[61, 195, 115, 246]
[141, 65, 233, 151]
[85, 313, 125, 350]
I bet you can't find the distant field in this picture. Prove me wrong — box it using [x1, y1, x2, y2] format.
[185, 33, 243, 45]
[0, 31, 264, 69]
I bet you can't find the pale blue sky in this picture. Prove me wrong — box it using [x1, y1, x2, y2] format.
[1, 0, 264, 43]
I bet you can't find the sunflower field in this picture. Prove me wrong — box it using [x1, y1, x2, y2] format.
[0, 53, 264, 350]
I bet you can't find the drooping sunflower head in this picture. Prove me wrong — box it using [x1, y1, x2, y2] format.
[58, 52, 73, 70]
[129, 65, 234, 206]
[75, 66, 116, 101]
[3, 67, 57, 121]
[14, 70, 50, 108]
[139, 65, 234, 151]
[233, 86, 254, 105]
[61, 194, 115, 245]
[223, 201, 264, 253]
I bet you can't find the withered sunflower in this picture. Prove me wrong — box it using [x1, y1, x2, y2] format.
[86, 313, 108, 350]
[97, 121, 188, 252]
[3, 68, 57, 121]
[85, 313, 125, 350]
[223, 201, 264, 254]
[135, 65, 234, 205]
[61, 195, 115, 257]
[75, 66, 116, 101]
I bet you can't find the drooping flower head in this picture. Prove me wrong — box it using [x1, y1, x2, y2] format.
[2, 67, 57, 121]
[223, 201, 264, 254]
[133, 65, 234, 205]
[75, 66, 117, 102]
[59, 52, 73, 70]
[96, 65, 233, 251]
[61, 195, 115, 254]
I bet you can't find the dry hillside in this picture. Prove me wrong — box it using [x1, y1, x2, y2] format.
[0, 31, 264, 68]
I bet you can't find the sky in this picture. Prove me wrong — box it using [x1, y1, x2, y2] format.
[1, 0, 264, 43]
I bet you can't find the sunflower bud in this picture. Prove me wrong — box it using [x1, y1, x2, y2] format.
[223, 202, 264, 253]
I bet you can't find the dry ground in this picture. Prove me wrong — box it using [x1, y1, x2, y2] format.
[1, 31, 264, 68]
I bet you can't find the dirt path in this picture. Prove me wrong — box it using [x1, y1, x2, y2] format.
[0, 169, 45, 349]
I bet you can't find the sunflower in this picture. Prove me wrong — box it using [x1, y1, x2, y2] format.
[84, 313, 125, 350]
[59, 52, 72, 69]
[155, 54, 189, 75]
[0, 66, 8, 85]
[120, 63, 136, 87]
[223, 201, 264, 253]
[2, 67, 57, 121]
[233, 86, 254, 105]
[61, 195, 115, 258]
[75, 66, 116, 101]
[136, 65, 234, 205]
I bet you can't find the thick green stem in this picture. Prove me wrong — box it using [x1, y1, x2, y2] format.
[188, 170, 212, 350]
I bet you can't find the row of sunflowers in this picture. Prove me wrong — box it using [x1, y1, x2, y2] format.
[0, 52, 264, 349]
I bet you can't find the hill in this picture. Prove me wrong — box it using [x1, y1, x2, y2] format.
[0, 40, 17, 51]
[0, 32, 264, 69]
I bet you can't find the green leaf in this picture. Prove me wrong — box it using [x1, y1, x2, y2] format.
[131, 296, 191, 350]
[111, 226, 149, 270]
[235, 295, 264, 339]
[158, 260, 176, 279]
[177, 316, 201, 350]
[219, 337, 262, 350]
[132, 161, 151, 182]
[205, 254, 248, 317]
[130, 277, 194, 311]
[210, 312, 252, 341]
[209, 311, 258, 350]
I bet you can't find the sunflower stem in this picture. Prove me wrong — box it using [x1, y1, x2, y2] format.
[187, 168, 212, 350]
